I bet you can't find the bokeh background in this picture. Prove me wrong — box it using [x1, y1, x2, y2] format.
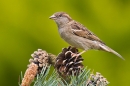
[0, 0, 130, 86]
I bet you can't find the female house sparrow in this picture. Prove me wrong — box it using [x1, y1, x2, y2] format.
[49, 12, 124, 60]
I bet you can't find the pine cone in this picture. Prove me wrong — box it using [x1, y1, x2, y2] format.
[87, 72, 109, 86]
[55, 46, 84, 77]
[21, 49, 50, 86]
[29, 49, 49, 74]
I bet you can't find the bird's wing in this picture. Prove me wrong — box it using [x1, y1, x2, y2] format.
[70, 21, 105, 44]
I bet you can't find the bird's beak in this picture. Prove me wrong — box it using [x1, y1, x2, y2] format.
[49, 14, 56, 20]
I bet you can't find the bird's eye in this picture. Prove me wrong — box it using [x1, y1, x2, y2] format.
[59, 14, 62, 17]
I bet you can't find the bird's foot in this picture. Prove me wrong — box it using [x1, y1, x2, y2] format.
[71, 50, 86, 62]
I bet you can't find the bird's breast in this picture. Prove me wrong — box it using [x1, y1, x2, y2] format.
[58, 27, 71, 40]
[58, 26, 88, 50]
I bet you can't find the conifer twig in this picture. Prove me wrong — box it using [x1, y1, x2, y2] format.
[20, 47, 109, 86]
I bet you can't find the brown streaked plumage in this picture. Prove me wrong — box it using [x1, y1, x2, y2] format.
[49, 12, 125, 60]
[71, 22, 105, 44]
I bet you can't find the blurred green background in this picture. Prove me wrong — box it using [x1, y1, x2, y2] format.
[0, 0, 130, 86]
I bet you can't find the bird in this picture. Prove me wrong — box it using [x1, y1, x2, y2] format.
[49, 12, 124, 60]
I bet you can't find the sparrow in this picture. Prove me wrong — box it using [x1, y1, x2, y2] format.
[49, 12, 124, 60]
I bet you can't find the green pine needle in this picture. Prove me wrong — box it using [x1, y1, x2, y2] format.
[33, 66, 91, 86]
[20, 65, 109, 86]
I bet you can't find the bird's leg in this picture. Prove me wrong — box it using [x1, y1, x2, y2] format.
[78, 50, 86, 56]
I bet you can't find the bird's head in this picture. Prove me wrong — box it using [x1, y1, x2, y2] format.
[49, 12, 72, 27]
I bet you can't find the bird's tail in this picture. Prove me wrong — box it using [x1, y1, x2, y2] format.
[99, 44, 125, 60]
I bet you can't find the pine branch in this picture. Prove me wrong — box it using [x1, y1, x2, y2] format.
[20, 46, 109, 86]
